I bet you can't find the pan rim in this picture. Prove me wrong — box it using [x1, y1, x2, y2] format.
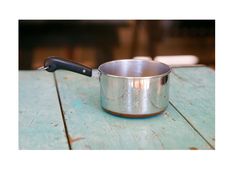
[98, 59, 171, 79]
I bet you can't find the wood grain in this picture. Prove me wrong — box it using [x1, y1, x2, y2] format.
[170, 67, 215, 147]
[55, 70, 212, 149]
[19, 71, 69, 149]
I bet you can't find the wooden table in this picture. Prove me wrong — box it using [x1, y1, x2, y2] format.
[19, 67, 215, 150]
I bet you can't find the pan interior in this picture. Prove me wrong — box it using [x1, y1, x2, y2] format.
[98, 59, 170, 77]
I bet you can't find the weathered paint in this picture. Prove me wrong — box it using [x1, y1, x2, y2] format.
[170, 67, 215, 147]
[19, 71, 68, 149]
[54, 70, 213, 150]
[19, 67, 215, 150]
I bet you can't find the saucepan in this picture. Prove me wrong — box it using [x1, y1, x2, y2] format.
[42, 56, 171, 117]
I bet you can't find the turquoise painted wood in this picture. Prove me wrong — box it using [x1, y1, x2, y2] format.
[19, 71, 69, 149]
[170, 67, 215, 147]
[54, 70, 213, 150]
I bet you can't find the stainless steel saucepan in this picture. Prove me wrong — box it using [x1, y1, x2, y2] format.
[42, 56, 171, 117]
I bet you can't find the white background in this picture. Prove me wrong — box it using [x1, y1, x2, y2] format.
[0, 0, 235, 175]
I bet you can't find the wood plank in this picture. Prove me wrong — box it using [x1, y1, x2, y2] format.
[19, 71, 69, 149]
[55, 70, 212, 150]
[170, 67, 215, 147]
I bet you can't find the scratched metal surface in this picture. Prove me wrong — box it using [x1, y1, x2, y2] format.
[19, 71, 69, 149]
[54, 69, 214, 150]
[170, 67, 215, 147]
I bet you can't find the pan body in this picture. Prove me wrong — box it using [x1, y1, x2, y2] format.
[98, 59, 171, 117]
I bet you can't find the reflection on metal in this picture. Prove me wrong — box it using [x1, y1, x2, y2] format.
[100, 74, 169, 117]
[129, 79, 150, 90]
[37, 66, 49, 70]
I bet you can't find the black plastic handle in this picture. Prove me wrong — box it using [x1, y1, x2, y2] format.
[44, 56, 92, 77]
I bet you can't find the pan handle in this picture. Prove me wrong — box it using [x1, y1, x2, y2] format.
[43, 56, 92, 77]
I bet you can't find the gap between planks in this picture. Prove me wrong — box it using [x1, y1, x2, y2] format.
[169, 101, 215, 149]
[53, 72, 72, 150]
[52, 69, 214, 150]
